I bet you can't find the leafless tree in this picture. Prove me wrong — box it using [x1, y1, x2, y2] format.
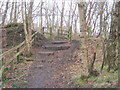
[1, 0, 9, 26]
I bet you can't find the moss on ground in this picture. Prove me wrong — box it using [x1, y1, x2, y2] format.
[3, 23, 47, 47]
[71, 63, 118, 88]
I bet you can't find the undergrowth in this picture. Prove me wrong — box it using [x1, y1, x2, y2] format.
[71, 63, 118, 88]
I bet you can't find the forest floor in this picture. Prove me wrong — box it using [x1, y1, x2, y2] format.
[3, 39, 118, 88]
[20, 40, 81, 88]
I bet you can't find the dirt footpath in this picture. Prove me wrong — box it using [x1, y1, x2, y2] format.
[22, 40, 80, 88]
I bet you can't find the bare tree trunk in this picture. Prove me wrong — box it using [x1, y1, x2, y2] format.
[27, 0, 34, 55]
[10, 2, 14, 23]
[56, 6, 60, 39]
[1, 0, 9, 26]
[13, 2, 17, 23]
[39, 1, 43, 34]
[22, 2, 29, 54]
[89, 53, 96, 75]
[78, 0, 89, 75]
[60, 1, 65, 36]
[67, 1, 72, 41]
[45, 9, 49, 33]
[118, 1, 120, 87]
[105, 2, 118, 72]
[22, 1, 34, 56]
[101, 2, 109, 73]
[74, 16, 78, 39]
[68, 1, 72, 30]
[49, 2, 55, 40]
[101, 39, 107, 73]
[21, 2, 24, 23]
[69, 3, 77, 41]
[87, 2, 96, 37]
[52, 2, 55, 32]
[97, 2, 105, 38]
[0, 2, 4, 14]
[71, 3, 77, 25]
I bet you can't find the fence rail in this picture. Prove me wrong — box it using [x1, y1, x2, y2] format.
[0, 32, 38, 85]
[42, 27, 72, 41]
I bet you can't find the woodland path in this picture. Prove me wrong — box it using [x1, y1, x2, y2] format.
[22, 40, 80, 88]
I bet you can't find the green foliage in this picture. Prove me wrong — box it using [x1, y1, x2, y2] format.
[4, 23, 25, 47]
[96, 44, 100, 48]
[88, 64, 118, 88]
[21, 81, 28, 85]
[4, 23, 24, 33]
[71, 63, 118, 88]
[18, 56, 24, 60]
[25, 58, 34, 61]
[80, 75, 88, 81]
[0, 69, 2, 79]
[4, 23, 23, 29]
[88, 76, 97, 82]
[17, 55, 24, 63]
[0, 82, 2, 87]
[12, 81, 28, 88]
[115, 59, 119, 69]
[72, 76, 88, 88]
[88, 71, 118, 88]
[12, 82, 21, 88]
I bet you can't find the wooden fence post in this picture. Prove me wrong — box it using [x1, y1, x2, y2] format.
[58, 29, 60, 40]
[17, 48, 20, 63]
[42, 27, 44, 36]
[50, 27, 52, 39]
[69, 26, 72, 42]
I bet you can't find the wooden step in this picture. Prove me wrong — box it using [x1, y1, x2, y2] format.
[51, 40, 68, 44]
[55, 36, 68, 40]
[43, 45, 70, 50]
[38, 51, 54, 55]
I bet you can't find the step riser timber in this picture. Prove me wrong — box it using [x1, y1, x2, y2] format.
[51, 41, 68, 44]
[43, 46, 70, 50]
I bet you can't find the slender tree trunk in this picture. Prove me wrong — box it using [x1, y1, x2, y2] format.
[1, 0, 9, 26]
[52, 2, 55, 32]
[21, 2, 24, 23]
[74, 16, 78, 39]
[13, 2, 17, 23]
[60, 1, 65, 36]
[39, 1, 43, 34]
[22, 2, 29, 54]
[10, 2, 14, 23]
[97, 2, 105, 37]
[68, 1, 72, 30]
[118, 1, 120, 87]
[89, 53, 96, 75]
[45, 9, 49, 33]
[56, 7, 60, 39]
[106, 3, 118, 72]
